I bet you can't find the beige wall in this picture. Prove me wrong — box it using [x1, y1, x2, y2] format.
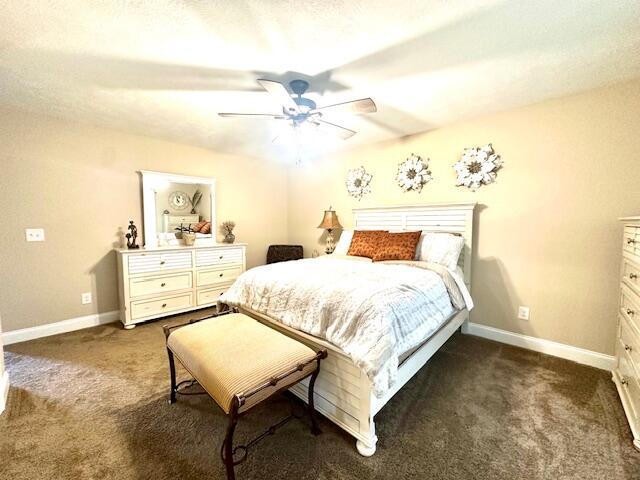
[287, 78, 640, 356]
[0, 107, 288, 332]
[2, 79, 639, 355]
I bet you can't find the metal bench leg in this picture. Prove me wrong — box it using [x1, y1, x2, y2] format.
[167, 348, 177, 404]
[222, 399, 240, 480]
[308, 359, 322, 436]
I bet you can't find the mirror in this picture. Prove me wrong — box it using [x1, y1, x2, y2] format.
[140, 171, 216, 247]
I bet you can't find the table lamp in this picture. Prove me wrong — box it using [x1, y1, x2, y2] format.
[317, 206, 342, 254]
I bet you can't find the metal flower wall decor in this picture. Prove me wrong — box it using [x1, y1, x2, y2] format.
[397, 154, 432, 193]
[346, 166, 372, 200]
[454, 143, 503, 191]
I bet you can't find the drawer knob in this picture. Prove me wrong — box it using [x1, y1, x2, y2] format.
[160, 261, 166, 265]
[628, 238, 636, 245]
[219, 273, 224, 277]
[625, 344, 633, 352]
[219, 255, 224, 259]
[161, 303, 167, 308]
[621, 378, 629, 386]
[627, 308, 635, 316]
[630, 273, 638, 280]
[161, 282, 166, 287]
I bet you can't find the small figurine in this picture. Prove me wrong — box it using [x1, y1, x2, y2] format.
[126, 220, 139, 249]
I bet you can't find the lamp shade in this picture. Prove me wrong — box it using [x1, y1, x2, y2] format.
[317, 207, 342, 230]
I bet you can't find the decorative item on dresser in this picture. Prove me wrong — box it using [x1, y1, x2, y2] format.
[189, 189, 202, 214]
[220, 221, 236, 244]
[164, 214, 200, 236]
[168, 190, 190, 210]
[116, 243, 246, 329]
[613, 216, 640, 451]
[125, 220, 139, 249]
[317, 206, 342, 254]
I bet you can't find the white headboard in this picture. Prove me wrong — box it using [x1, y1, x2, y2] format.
[353, 202, 476, 286]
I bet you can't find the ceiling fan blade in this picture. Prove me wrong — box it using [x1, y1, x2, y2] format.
[218, 113, 286, 119]
[311, 119, 357, 140]
[312, 98, 377, 115]
[257, 79, 300, 115]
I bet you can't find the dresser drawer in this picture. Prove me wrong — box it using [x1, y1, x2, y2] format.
[129, 272, 192, 298]
[167, 214, 199, 225]
[196, 265, 242, 287]
[620, 284, 640, 332]
[195, 248, 243, 267]
[128, 251, 192, 275]
[622, 256, 640, 296]
[617, 341, 640, 420]
[130, 293, 193, 320]
[620, 314, 640, 372]
[623, 226, 640, 259]
[197, 286, 228, 306]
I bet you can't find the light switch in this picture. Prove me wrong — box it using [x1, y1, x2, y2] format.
[25, 228, 45, 242]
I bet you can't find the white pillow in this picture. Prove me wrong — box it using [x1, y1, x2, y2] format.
[416, 232, 464, 270]
[333, 230, 353, 255]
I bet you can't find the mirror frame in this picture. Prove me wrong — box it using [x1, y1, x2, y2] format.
[140, 170, 216, 248]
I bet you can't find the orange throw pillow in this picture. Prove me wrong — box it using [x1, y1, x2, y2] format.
[347, 230, 388, 258]
[199, 222, 212, 234]
[372, 231, 422, 262]
[192, 221, 207, 233]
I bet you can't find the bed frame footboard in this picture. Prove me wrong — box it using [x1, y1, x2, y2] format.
[240, 307, 468, 456]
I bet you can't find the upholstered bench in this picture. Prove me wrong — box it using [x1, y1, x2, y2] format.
[163, 309, 327, 480]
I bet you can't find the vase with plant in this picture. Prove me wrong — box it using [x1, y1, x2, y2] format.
[176, 224, 197, 246]
[189, 190, 202, 214]
[220, 221, 236, 244]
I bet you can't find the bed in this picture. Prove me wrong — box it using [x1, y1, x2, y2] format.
[220, 202, 476, 456]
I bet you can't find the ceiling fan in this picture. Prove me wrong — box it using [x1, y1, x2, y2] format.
[218, 79, 376, 140]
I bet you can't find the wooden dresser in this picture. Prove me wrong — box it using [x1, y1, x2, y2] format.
[116, 244, 246, 329]
[614, 217, 640, 451]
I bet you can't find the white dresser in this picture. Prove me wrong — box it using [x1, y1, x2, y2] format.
[614, 217, 640, 451]
[116, 244, 246, 329]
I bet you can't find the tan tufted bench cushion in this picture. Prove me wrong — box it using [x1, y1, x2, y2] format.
[167, 313, 319, 414]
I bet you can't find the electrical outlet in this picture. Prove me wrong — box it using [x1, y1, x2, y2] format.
[81, 292, 92, 305]
[518, 306, 530, 320]
[25, 228, 45, 242]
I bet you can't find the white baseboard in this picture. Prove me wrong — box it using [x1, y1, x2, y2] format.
[2, 311, 120, 346]
[463, 322, 616, 371]
[0, 371, 9, 415]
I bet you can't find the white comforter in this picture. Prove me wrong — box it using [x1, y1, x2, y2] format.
[219, 257, 472, 396]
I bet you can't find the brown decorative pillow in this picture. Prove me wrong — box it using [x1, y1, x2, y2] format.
[192, 221, 208, 233]
[347, 230, 388, 258]
[199, 222, 212, 234]
[372, 231, 422, 262]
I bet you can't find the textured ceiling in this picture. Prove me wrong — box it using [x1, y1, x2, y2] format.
[1, 0, 639, 162]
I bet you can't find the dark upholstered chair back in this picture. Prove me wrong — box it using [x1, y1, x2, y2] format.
[266, 245, 303, 264]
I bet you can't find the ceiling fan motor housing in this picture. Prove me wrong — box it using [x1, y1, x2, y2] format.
[289, 79, 309, 96]
[284, 79, 317, 119]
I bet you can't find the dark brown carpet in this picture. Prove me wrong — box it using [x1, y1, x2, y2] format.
[2, 311, 639, 479]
